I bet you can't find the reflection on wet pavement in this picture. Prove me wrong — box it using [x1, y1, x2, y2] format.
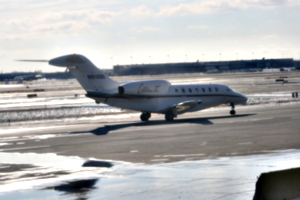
[45, 178, 98, 193]
[82, 160, 113, 168]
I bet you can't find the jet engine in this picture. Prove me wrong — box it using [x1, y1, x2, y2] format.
[118, 80, 170, 95]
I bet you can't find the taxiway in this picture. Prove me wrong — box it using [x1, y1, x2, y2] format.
[1, 103, 299, 164]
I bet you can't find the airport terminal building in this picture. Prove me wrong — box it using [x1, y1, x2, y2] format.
[114, 58, 298, 75]
[1, 58, 300, 81]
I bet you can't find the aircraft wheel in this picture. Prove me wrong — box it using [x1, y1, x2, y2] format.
[140, 112, 151, 121]
[230, 103, 236, 115]
[230, 110, 236, 115]
[165, 112, 174, 121]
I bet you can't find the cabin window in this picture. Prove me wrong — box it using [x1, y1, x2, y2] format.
[189, 88, 192, 93]
[195, 88, 199, 92]
[208, 88, 212, 92]
[202, 88, 205, 92]
[215, 87, 218, 92]
[182, 88, 185, 93]
[175, 88, 178, 93]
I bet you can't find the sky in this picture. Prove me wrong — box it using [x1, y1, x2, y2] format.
[1, 0, 300, 72]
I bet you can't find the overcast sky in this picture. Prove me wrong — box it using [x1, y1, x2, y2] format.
[1, 0, 300, 72]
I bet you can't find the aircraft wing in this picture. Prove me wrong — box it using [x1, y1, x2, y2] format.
[160, 100, 202, 116]
[173, 100, 202, 114]
[86, 91, 202, 114]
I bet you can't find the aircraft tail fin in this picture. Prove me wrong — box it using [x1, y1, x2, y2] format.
[49, 54, 118, 92]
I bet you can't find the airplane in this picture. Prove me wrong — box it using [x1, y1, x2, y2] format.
[14, 74, 43, 81]
[46, 54, 247, 121]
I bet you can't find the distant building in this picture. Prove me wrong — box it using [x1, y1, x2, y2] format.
[114, 58, 295, 75]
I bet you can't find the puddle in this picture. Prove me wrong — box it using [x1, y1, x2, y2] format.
[44, 178, 99, 193]
[0, 150, 299, 199]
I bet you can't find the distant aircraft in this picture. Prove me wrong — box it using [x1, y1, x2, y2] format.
[21, 54, 247, 121]
[14, 74, 43, 81]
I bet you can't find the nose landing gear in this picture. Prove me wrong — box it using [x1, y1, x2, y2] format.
[230, 103, 236, 115]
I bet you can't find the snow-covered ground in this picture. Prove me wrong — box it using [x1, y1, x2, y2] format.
[1, 74, 300, 125]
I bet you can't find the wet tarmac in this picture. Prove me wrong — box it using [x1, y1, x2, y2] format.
[1, 150, 300, 199]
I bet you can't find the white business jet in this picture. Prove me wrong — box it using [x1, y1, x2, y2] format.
[48, 54, 247, 121]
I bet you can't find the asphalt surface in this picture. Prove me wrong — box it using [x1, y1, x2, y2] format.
[1, 103, 299, 164]
[1, 72, 300, 199]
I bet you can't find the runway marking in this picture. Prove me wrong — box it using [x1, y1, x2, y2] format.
[16, 142, 25, 145]
[0, 124, 92, 135]
[0, 133, 84, 145]
[0, 127, 59, 134]
[214, 117, 274, 125]
[238, 142, 253, 145]
[199, 142, 207, 146]
[0, 143, 12, 146]
[22, 134, 56, 140]
[246, 117, 273, 122]
[1, 137, 19, 141]
[162, 154, 206, 158]
[150, 159, 169, 162]
[110, 123, 203, 134]
[1, 145, 51, 152]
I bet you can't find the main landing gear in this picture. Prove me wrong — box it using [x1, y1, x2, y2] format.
[165, 112, 175, 121]
[230, 103, 236, 115]
[141, 111, 176, 122]
[140, 112, 151, 121]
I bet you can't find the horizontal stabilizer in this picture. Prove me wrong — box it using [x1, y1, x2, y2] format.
[49, 54, 119, 92]
[15, 59, 49, 62]
[49, 54, 86, 67]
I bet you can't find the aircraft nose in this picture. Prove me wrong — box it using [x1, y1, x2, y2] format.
[240, 93, 248, 104]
